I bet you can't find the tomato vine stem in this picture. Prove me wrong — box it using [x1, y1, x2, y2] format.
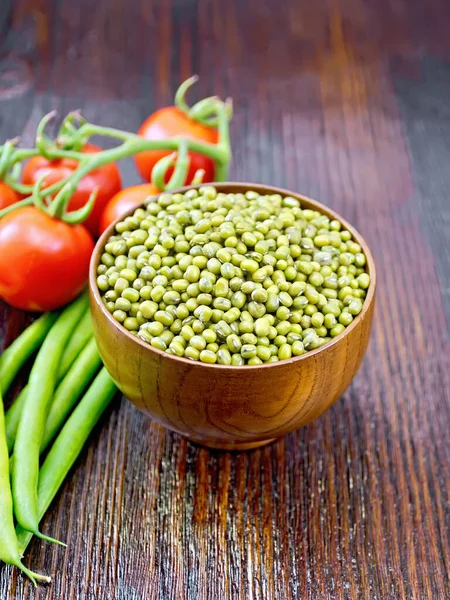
[0, 78, 232, 223]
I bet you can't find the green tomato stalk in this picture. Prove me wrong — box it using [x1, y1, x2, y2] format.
[175, 75, 233, 127]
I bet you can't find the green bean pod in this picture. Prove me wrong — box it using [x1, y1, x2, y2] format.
[55, 309, 93, 379]
[16, 368, 117, 555]
[4, 387, 27, 456]
[41, 338, 102, 453]
[12, 291, 89, 543]
[4, 309, 93, 454]
[0, 390, 50, 585]
[0, 312, 58, 396]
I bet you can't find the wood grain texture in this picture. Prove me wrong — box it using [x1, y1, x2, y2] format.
[90, 183, 376, 450]
[0, 0, 449, 597]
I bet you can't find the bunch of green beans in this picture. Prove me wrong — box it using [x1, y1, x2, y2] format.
[4, 309, 94, 453]
[16, 368, 117, 555]
[12, 292, 89, 545]
[96, 186, 371, 365]
[0, 293, 117, 584]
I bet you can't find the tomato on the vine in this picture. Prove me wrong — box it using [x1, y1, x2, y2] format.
[99, 183, 159, 235]
[0, 207, 94, 311]
[0, 182, 20, 210]
[22, 143, 122, 237]
[134, 108, 218, 185]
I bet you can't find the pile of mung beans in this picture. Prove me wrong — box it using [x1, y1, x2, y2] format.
[96, 187, 370, 365]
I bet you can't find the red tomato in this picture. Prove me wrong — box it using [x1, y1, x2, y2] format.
[134, 107, 218, 185]
[0, 207, 94, 311]
[22, 143, 122, 237]
[0, 182, 20, 210]
[99, 183, 159, 235]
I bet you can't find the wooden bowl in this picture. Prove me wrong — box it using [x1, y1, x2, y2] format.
[89, 183, 376, 450]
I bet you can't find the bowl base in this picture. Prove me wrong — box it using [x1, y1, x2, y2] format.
[186, 437, 277, 451]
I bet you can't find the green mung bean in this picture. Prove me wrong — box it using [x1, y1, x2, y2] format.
[98, 187, 370, 364]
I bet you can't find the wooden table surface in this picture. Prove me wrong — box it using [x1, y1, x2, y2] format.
[1, 0, 449, 598]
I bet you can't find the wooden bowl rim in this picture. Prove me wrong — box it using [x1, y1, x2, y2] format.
[90, 182, 376, 370]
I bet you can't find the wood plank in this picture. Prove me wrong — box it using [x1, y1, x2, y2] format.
[0, 0, 448, 597]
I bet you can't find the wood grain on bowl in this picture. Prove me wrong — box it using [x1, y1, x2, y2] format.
[90, 183, 376, 450]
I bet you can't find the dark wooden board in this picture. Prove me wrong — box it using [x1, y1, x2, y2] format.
[0, 0, 449, 598]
